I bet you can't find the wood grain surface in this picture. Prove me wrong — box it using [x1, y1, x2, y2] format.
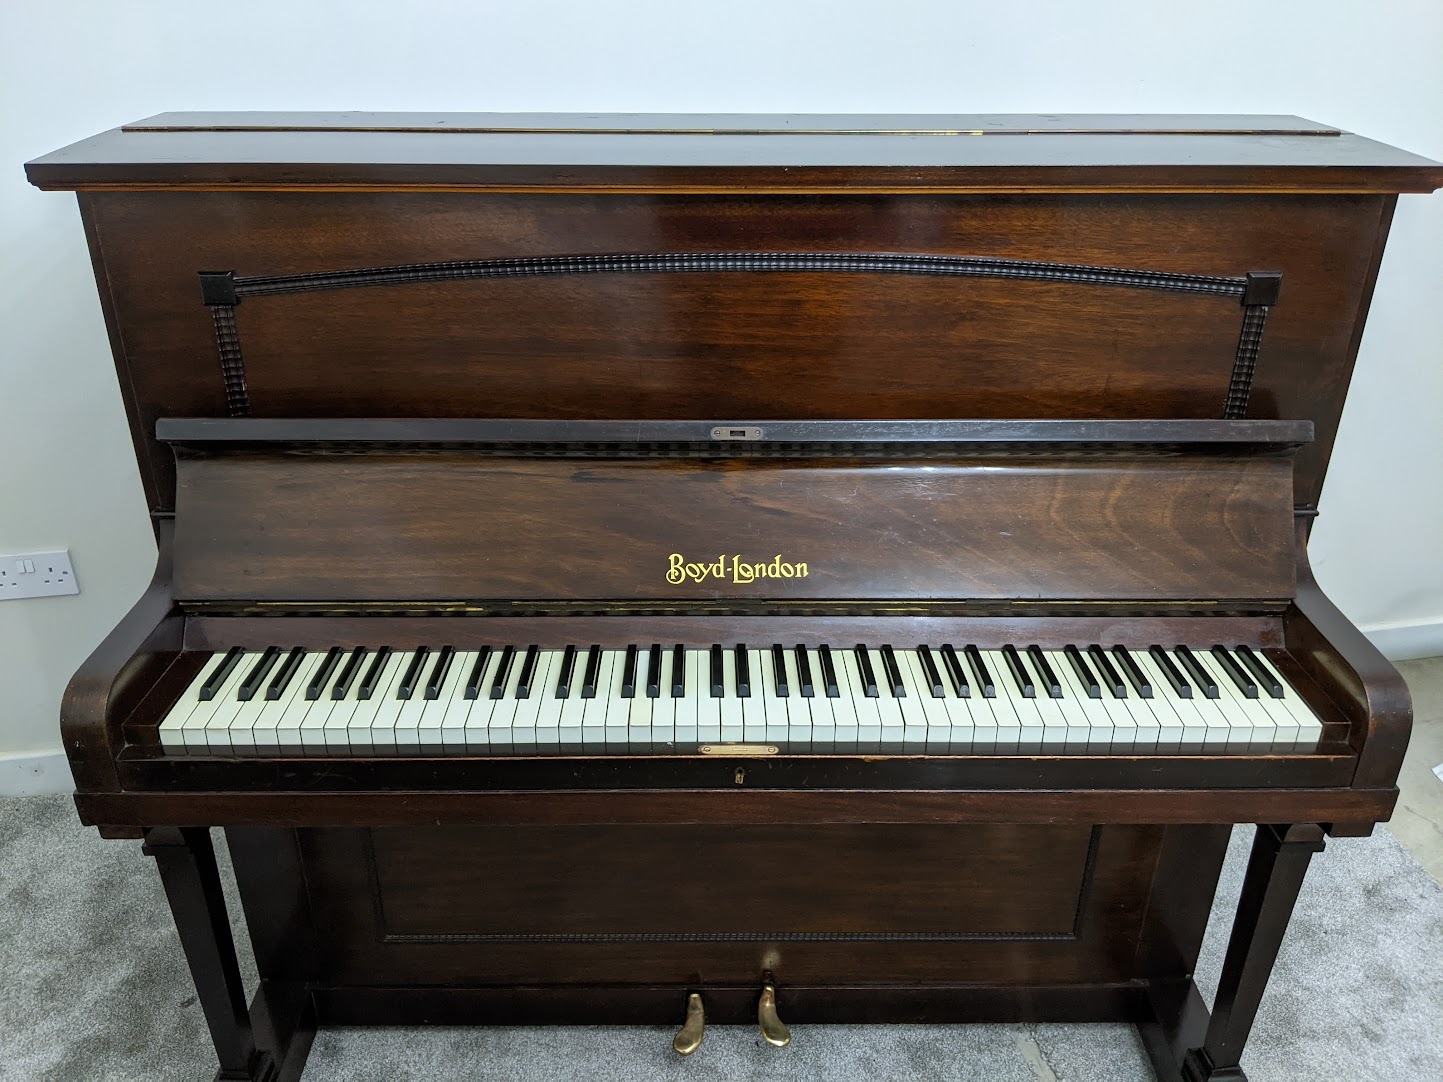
[171, 453, 1296, 603]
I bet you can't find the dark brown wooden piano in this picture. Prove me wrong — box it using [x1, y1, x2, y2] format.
[26, 113, 1443, 1082]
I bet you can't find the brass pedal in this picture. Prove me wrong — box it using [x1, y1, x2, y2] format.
[757, 983, 791, 1048]
[672, 992, 706, 1056]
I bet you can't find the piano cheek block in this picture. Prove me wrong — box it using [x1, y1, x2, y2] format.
[32, 112, 1434, 1079]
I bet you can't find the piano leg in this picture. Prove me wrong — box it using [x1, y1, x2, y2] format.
[1179, 823, 1327, 1082]
[144, 826, 278, 1082]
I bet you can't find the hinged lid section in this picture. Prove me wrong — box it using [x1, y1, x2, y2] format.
[25, 112, 1443, 192]
[165, 419, 1307, 608]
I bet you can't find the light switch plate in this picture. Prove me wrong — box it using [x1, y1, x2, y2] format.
[0, 550, 80, 599]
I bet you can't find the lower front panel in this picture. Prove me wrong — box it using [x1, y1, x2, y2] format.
[230, 820, 1224, 1000]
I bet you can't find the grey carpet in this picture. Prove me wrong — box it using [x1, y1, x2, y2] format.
[2, 795, 1440, 1081]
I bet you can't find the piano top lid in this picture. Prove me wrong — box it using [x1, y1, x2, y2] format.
[25, 112, 1443, 193]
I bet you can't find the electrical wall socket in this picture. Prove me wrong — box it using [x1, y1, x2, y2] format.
[0, 550, 80, 600]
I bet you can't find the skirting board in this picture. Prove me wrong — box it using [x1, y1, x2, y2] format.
[1362, 618, 1443, 663]
[0, 750, 74, 796]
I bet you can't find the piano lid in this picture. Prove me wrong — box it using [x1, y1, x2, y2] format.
[25, 112, 1443, 192]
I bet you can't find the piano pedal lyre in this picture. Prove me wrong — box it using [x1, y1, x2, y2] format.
[757, 982, 791, 1048]
[672, 992, 706, 1056]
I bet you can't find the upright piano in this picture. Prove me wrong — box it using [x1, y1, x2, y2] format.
[27, 114, 1443, 1081]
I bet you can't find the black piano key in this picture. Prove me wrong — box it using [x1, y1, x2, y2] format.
[771, 644, 789, 697]
[359, 646, 394, 701]
[515, 645, 540, 700]
[939, 644, 969, 697]
[671, 644, 686, 697]
[854, 645, 879, 697]
[331, 647, 368, 700]
[917, 645, 945, 697]
[397, 647, 431, 700]
[554, 645, 576, 699]
[464, 646, 493, 700]
[819, 646, 840, 698]
[620, 644, 639, 698]
[795, 645, 814, 697]
[425, 646, 456, 700]
[1087, 645, 1127, 698]
[306, 646, 344, 701]
[489, 645, 516, 700]
[734, 644, 751, 698]
[237, 647, 282, 702]
[1148, 645, 1191, 698]
[963, 645, 994, 697]
[199, 647, 244, 701]
[1111, 646, 1152, 698]
[580, 645, 602, 699]
[1212, 645, 1259, 698]
[1064, 645, 1101, 698]
[880, 645, 906, 697]
[1001, 645, 1035, 697]
[640, 643, 660, 698]
[1026, 645, 1063, 698]
[1234, 645, 1285, 698]
[266, 647, 306, 701]
[710, 645, 725, 697]
[1174, 646, 1219, 698]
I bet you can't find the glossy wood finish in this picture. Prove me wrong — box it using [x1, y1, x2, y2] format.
[29, 116, 1436, 1080]
[171, 451, 1296, 604]
[1182, 824, 1326, 1082]
[60, 189, 1404, 511]
[26, 113, 1443, 192]
[144, 827, 276, 1082]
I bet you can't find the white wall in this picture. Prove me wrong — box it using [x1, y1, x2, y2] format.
[2, 0, 1440, 783]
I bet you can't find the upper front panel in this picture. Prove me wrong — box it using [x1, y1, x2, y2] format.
[82, 189, 1389, 509]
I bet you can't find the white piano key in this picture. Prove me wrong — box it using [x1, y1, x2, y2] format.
[1048, 650, 1111, 748]
[744, 648, 770, 742]
[159, 653, 226, 749]
[897, 650, 940, 746]
[1163, 648, 1234, 746]
[598, 649, 631, 746]
[650, 650, 678, 747]
[677, 649, 704, 744]
[419, 649, 470, 744]
[251, 652, 323, 749]
[754, 648, 786, 743]
[712, 648, 740, 743]
[348, 651, 404, 745]
[186, 651, 258, 747]
[806, 650, 836, 748]
[981, 651, 1024, 749]
[439, 650, 481, 745]
[512, 650, 555, 748]
[534, 651, 568, 747]
[782, 648, 811, 746]
[301, 670, 347, 747]
[1130, 650, 1188, 752]
[1257, 652, 1323, 745]
[624, 652, 655, 749]
[1023, 656, 1070, 746]
[489, 647, 528, 746]
[1195, 649, 1274, 746]
[873, 651, 908, 747]
[366, 650, 418, 748]
[202, 652, 273, 749]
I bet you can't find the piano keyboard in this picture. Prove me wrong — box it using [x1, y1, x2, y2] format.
[158, 643, 1323, 755]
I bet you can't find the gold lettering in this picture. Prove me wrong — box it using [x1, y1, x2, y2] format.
[667, 552, 812, 584]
